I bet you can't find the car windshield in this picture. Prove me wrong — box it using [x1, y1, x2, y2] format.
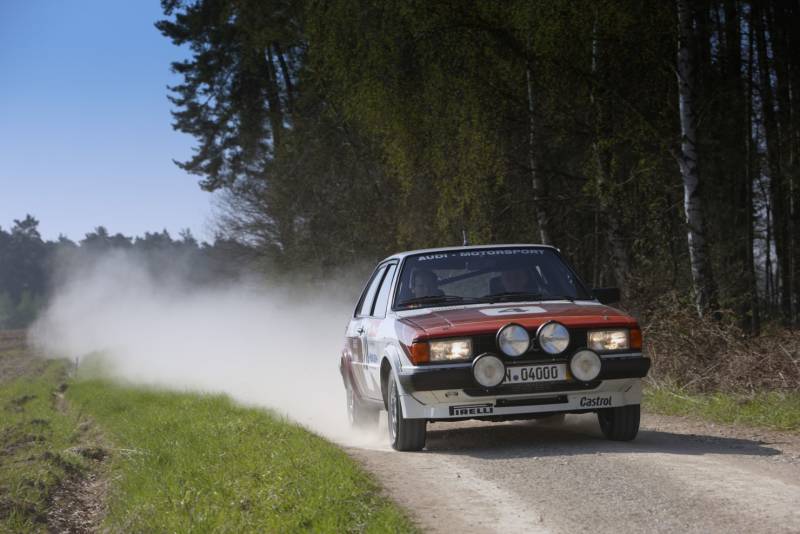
[393, 247, 592, 309]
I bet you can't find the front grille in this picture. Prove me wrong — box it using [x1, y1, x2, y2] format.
[495, 395, 568, 407]
[463, 379, 599, 397]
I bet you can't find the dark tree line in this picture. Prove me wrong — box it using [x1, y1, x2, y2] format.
[158, 0, 800, 330]
[0, 215, 251, 328]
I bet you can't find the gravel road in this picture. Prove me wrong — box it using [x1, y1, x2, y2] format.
[345, 413, 800, 534]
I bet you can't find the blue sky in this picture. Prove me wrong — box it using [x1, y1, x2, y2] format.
[0, 1, 215, 242]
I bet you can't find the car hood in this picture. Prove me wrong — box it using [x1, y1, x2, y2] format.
[396, 301, 636, 340]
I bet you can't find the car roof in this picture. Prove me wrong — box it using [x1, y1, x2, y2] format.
[379, 244, 559, 264]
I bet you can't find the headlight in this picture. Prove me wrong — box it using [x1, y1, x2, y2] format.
[472, 354, 506, 387]
[429, 338, 472, 362]
[537, 321, 570, 354]
[570, 349, 601, 381]
[587, 329, 629, 351]
[497, 324, 530, 357]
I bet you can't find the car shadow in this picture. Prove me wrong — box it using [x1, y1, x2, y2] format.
[422, 415, 785, 459]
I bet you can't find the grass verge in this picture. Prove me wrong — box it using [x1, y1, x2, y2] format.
[68, 380, 416, 533]
[2, 334, 415, 533]
[645, 385, 800, 432]
[0, 355, 86, 532]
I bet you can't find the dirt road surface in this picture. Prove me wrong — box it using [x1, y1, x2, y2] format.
[346, 413, 800, 534]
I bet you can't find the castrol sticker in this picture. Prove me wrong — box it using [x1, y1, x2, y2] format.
[479, 306, 545, 316]
[578, 395, 613, 408]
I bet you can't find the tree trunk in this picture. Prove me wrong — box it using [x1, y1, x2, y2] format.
[526, 62, 550, 245]
[768, 2, 799, 324]
[743, 6, 761, 333]
[785, 2, 800, 325]
[753, 3, 792, 323]
[590, 10, 631, 294]
[264, 44, 285, 151]
[722, 0, 759, 333]
[675, 0, 718, 317]
[273, 42, 296, 115]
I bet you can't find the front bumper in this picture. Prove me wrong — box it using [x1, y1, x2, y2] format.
[399, 378, 642, 420]
[396, 353, 649, 421]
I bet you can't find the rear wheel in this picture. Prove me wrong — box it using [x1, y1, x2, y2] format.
[387, 377, 426, 451]
[346, 386, 379, 429]
[597, 404, 640, 441]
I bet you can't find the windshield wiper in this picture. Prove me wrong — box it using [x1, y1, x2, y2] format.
[479, 292, 543, 303]
[397, 295, 475, 308]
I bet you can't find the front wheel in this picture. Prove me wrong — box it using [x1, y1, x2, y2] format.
[387, 377, 426, 451]
[597, 404, 640, 441]
[346, 386, 379, 429]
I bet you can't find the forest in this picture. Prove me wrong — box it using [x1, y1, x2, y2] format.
[154, 0, 799, 334]
[0, 215, 249, 328]
[4, 4, 800, 530]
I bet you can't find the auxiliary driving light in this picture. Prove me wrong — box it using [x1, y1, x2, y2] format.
[537, 321, 570, 354]
[569, 349, 602, 382]
[497, 323, 530, 357]
[472, 354, 506, 388]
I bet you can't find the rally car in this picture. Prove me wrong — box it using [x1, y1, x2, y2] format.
[340, 245, 650, 451]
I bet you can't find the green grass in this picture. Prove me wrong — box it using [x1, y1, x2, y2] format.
[0, 358, 86, 533]
[2, 340, 415, 533]
[645, 386, 800, 432]
[68, 380, 416, 533]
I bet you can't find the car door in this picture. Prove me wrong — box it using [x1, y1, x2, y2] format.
[347, 265, 386, 398]
[364, 262, 397, 400]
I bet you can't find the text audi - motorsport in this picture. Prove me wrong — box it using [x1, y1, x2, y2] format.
[340, 245, 650, 451]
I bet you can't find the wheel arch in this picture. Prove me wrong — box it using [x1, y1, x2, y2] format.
[340, 349, 355, 390]
[380, 344, 404, 410]
[380, 357, 393, 410]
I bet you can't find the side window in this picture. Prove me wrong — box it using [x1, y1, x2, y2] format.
[356, 265, 387, 317]
[371, 264, 397, 318]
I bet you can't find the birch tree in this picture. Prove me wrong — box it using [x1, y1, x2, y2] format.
[526, 60, 551, 245]
[675, 0, 718, 316]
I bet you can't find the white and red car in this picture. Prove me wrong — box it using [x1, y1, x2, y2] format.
[340, 245, 650, 451]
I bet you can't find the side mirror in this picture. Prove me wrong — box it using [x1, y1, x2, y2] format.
[593, 287, 621, 305]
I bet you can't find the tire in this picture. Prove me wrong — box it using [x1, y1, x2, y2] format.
[387, 377, 426, 451]
[597, 404, 640, 441]
[346, 386, 379, 430]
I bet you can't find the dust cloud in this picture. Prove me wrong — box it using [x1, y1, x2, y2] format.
[30, 251, 384, 444]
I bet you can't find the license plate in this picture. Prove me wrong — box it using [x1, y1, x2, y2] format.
[504, 363, 568, 384]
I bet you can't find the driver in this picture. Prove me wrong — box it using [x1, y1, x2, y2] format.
[500, 268, 536, 293]
[411, 270, 441, 298]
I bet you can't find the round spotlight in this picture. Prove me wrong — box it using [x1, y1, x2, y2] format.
[497, 324, 530, 357]
[472, 354, 506, 387]
[570, 349, 602, 382]
[537, 321, 570, 354]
